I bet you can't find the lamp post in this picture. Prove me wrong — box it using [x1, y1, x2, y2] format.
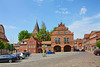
[41, 34, 47, 57]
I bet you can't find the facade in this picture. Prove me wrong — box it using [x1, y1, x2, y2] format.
[82, 34, 90, 51]
[82, 31, 100, 51]
[51, 22, 74, 52]
[32, 21, 39, 37]
[0, 25, 9, 43]
[19, 36, 41, 53]
[74, 39, 82, 50]
[89, 31, 100, 51]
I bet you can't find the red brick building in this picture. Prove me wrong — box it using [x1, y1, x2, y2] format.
[19, 36, 41, 53]
[82, 31, 100, 51]
[51, 22, 74, 52]
[82, 34, 90, 51]
[18, 22, 74, 53]
[74, 39, 83, 50]
[0, 25, 9, 43]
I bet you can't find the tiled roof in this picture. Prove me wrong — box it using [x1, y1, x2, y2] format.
[23, 39, 29, 41]
[41, 41, 51, 44]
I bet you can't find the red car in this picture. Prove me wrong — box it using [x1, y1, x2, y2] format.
[94, 50, 100, 56]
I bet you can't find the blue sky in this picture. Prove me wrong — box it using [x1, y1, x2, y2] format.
[0, 0, 100, 43]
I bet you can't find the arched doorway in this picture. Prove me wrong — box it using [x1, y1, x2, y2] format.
[64, 45, 71, 52]
[54, 46, 61, 52]
[38, 49, 43, 53]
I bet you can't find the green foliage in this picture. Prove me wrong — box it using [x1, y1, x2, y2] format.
[36, 29, 46, 40]
[36, 29, 51, 41]
[96, 41, 100, 49]
[10, 44, 15, 51]
[0, 40, 5, 49]
[18, 30, 34, 41]
[4, 42, 10, 50]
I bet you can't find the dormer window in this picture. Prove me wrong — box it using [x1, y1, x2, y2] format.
[21, 42, 23, 44]
[24, 41, 27, 44]
[58, 31, 60, 34]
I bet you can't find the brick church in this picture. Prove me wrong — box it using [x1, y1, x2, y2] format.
[19, 21, 74, 53]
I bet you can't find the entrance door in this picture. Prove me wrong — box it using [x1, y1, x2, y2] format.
[64, 45, 71, 52]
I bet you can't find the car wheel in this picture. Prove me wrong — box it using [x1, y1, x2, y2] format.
[9, 60, 12, 63]
[20, 57, 22, 60]
[97, 53, 100, 56]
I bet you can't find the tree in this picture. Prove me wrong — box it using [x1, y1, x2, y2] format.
[96, 41, 100, 49]
[0, 40, 5, 49]
[36, 29, 46, 41]
[41, 21, 46, 30]
[4, 42, 11, 50]
[18, 30, 33, 41]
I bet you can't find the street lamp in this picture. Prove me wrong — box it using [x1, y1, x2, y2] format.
[41, 34, 47, 57]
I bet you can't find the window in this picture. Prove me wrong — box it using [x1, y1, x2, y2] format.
[58, 31, 60, 34]
[31, 50, 32, 52]
[20, 46, 23, 48]
[29, 41, 31, 44]
[64, 38, 66, 42]
[67, 38, 69, 42]
[28, 45, 30, 48]
[58, 38, 60, 42]
[34, 50, 35, 52]
[33, 45, 35, 48]
[31, 45, 33, 48]
[55, 38, 57, 42]
[24, 41, 27, 44]
[64, 31, 66, 34]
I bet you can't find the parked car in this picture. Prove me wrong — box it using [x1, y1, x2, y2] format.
[11, 54, 21, 60]
[0, 55, 17, 63]
[24, 52, 30, 57]
[81, 49, 85, 52]
[74, 49, 80, 51]
[46, 51, 55, 54]
[94, 50, 100, 56]
[18, 53, 26, 59]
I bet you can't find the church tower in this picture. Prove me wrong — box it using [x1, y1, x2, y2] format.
[32, 20, 39, 37]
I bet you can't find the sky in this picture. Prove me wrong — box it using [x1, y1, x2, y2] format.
[0, 0, 100, 43]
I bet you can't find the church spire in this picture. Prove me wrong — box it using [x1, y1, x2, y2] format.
[32, 20, 39, 37]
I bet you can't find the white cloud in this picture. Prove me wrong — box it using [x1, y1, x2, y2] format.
[55, 8, 69, 14]
[68, 13, 100, 39]
[59, 8, 67, 11]
[55, 10, 69, 14]
[80, 7, 87, 15]
[4, 25, 17, 29]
